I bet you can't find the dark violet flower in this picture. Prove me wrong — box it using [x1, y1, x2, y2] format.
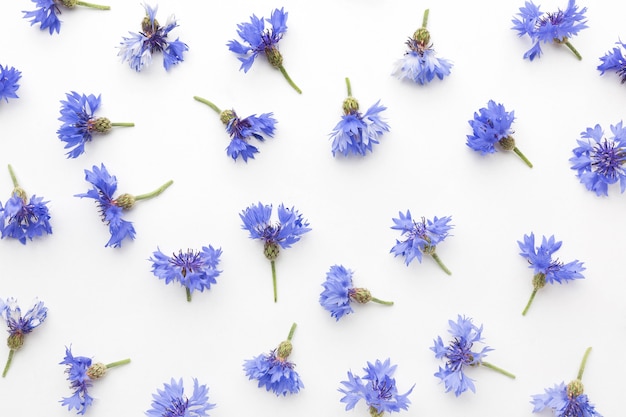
[339, 358, 413, 416]
[512, 0, 588, 61]
[146, 378, 215, 417]
[569, 122, 626, 196]
[518, 233, 585, 315]
[431, 315, 514, 397]
[227, 7, 301, 93]
[0, 64, 21, 103]
[531, 347, 602, 417]
[118, 3, 188, 72]
[467, 100, 533, 167]
[598, 40, 626, 83]
[150, 245, 223, 302]
[23, 0, 110, 35]
[329, 77, 390, 157]
[240, 202, 311, 302]
[60, 346, 130, 415]
[0, 297, 47, 377]
[320, 264, 393, 321]
[57, 92, 134, 158]
[0, 164, 52, 244]
[193, 96, 277, 162]
[390, 210, 453, 275]
[392, 9, 452, 85]
[244, 322, 303, 396]
[75, 164, 173, 248]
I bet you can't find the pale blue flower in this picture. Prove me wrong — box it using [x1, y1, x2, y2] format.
[146, 378, 214, 417]
[598, 40, 626, 83]
[0, 64, 21, 103]
[23, 0, 110, 35]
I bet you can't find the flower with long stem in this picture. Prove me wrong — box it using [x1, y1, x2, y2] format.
[227, 7, 301, 94]
[598, 40, 626, 84]
[193, 96, 277, 162]
[75, 164, 173, 248]
[1, 297, 47, 378]
[518, 233, 585, 316]
[60, 346, 130, 415]
[146, 378, 215, 417]
[329, 77, 389, 157]
[244, 322, 303, 396]
[23, 0, 110, 35]
[431, 315, 515, 396]
[0, 64, 21, 103]
[0, 164, 52, 244]
[57, 92, 134, 158]
[392, 9, 453, 85]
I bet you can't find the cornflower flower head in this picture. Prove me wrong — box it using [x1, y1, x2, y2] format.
[150, 245, 223, 302]
[339, 358, 414, 416]
[193, 96, 277, 162]
[569, 122, 626, 196]
[467, 100, 533, 167]
[531, 347, 602, 417]
[0, 297, 47, 378]
[0, 64, 21, 103]
[512, 0, 588, 61]
[240, 202, 311, 302]
[75, 164, 173, 248]
[60, 346, 130, 415]
[392, 9, 452, 85]
[23, 0, 110, 35]
[57, 92, 134, 158]
[146, 378, 215, 417]
[518, 233, 585, 316]
[244, 322, 303, 396]
[431, 315, 515, 397]
[0, 164, 52, 244]
[390, 210, 453, 275]
[329, 77, 390, 157]
[118, 3, 188, 72]
[320, 264, 393, 321]
[598, 40, 626, 84]
[227, 7, 302, 94]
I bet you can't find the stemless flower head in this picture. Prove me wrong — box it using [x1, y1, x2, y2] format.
[339, 358, 414, 415]
[598, 40, 626, 84]
[23, 0, 110, 35]
[570, 122, 626, 196]
[60, 346, 94, 414]
[146, 378, 215, 417]
[0, 64, 21, 103]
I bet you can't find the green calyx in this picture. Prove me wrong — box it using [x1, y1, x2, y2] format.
[87, 362, 107, 379]
[413, 27, 431, 45]
[265, 46, 283, 68]
[369, 405, 384, 417]
[142, 16, 157, 34]
[7, 333, 24, 351]
[567, 379, 584, 397]
[343, 97, 359, 115]
[264, 241, 279, 261]
[115, 193, 136, 210]
[277, 340, 292, 359]
[350, 288, 372, 304]
[91, 117, 112, 133]
[498, 136, 516, 151]
[220, 110, 236, 125]
[532, 272, 546, 290]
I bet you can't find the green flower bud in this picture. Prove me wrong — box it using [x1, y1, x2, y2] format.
[567, 379, 584, 398]
[264, 241, 279, 261]
[91, 117, 112, 133]
[499, 136, 516, 151]
[342, 97, 359, 114]
[60, 0, 78, 8]
[7, 333, 24, 351]
[422, 244, 436, 255]
[532, 272, 546, 290]
[115, 193, 136, 210]
[220, 110, 236, 125]
[265, 47, 284, 68]
[369, 405, 384, 417]
[350, 288, 372, 304]
[142, 16, 158, 34]
[86, 362, 107, 379]
[277, 340, 292, 359]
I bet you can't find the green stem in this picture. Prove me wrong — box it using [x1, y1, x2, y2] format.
[7, 164, 18, 188]
[345, 77, 352, 97]
[422, 8, 430, 28]
[482, 361, 516, 379]
[186, 287, 192, 302]
[193, 96, 222, 114]
[271, 260, 277, 302]
[522, 288, 538, 316]
[134, 180, 173, 201]
[110, 122, 135, 127]
[371, 297, 394, 306]
[286, 322, 297, 341]
[2, 349, 15, 377]
[278, 65, 302, 94]
[75, 1, 110, 10]
[431, 253, 451, 275]
[564, 40, 582, 60]
[105, 358, 131, 369]
[577, 347, 592, 380]
[513, 147, 533, 168]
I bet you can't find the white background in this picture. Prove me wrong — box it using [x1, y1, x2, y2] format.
[1, 0, 625, 416]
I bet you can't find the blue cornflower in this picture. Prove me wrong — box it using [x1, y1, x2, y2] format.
[518, 232, 585, 315]
[467, 100, 533, 167]
[0, 297, 47, 377]
[240, 202, 311, 302]
[392, 9, 452, 85]
[60, 346, 130, 415]
[150, 245, 223, 302]
[512, 0, 588, 61]
[57, 92, 134, 158]
[598, 40, 626, 84]
[118, 3, 188, 72]
[0, 64, 21, 103]
[193, 96, 277, 162]
[339, 358, 414, 416]
[390, 210, 453, 275]
[569, 122, 626, 196]
[227, 8, 302, 93]
[146, 378, 215, 417]
[244, 322, 303, 396]
[0, 164, 52, 244]
[23, 0, 110, 35]
[330, 77, 390, 157]
[320, 265, 393, 321]
[431, 315, 514, 397]
[75, 164, 173, 248]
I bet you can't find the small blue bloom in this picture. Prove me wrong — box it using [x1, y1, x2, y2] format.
[570, 122, 626, 196]
[118, 3, 188, 72]
[22, 0, 61, 34]
[60, 346, 94, 414]
[512, 0, 588, 61]
[598, 40, 626, 84]
[531, 382, 602, 417]
[339, 358, 413, 415]
[0, 64, 21, 103]
[146, 378, 215, 417]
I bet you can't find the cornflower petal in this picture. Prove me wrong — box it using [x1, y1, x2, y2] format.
[146, 378, 215, 417]
[0, 65, 22, 103]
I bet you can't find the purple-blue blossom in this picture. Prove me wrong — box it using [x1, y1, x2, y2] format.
[146, 378, 215, 417]
[598, 40, 626, 83]
[23, 0, 110, 35]
[0, 64, 21, 103]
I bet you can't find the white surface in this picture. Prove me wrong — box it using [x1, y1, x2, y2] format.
[1, 0, 625, 416]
